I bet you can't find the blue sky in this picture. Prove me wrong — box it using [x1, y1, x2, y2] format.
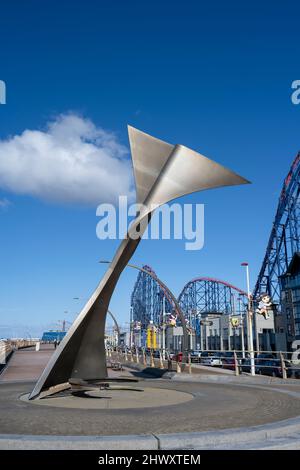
[0, 0, 299, 336]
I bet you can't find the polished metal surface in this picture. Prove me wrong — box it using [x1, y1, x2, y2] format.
[29, 126, 249, 399]
[107, 309, 121, 345]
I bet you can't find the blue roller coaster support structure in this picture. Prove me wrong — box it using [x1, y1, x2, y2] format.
[131, 266, 248, 339]
[254, 152, 300, 302]
[130, 265, 173, 331]
[178, 277, 248, 334]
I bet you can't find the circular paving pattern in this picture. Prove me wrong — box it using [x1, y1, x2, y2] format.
[20, 386, 194, 409]
[1, 378, 300, 436]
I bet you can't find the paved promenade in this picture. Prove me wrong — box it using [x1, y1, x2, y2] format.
[1, 345, 300, 449]
[0, 344, 54, 382]
[0, 345, 137, 382]
[1, 376, 300, 436]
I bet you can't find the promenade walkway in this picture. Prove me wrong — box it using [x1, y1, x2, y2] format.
[1, 346, 300, 449]
[0, 344, 54, 382]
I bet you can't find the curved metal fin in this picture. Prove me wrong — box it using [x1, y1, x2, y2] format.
[128, 125, 174, 204]
[149, 144, 251, 208]
[128, 126, 250, 209]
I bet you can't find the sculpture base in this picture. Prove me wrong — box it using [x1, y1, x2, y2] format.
[32, 376, 141, 400]
[20, 385, 193, 410]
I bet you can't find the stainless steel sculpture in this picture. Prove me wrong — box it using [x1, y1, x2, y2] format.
[29, 126, 249, 399]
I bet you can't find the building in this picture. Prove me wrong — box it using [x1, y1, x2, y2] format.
[41, 330, 66, 342]
[119, 331, 130, 348]
[163, 312, 277, 353]
[165, 326, 184, 352]
[280, 252, 300, 350]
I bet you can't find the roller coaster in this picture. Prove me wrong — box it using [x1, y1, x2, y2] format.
[178, 277, 248, 317]
[130, 265, 173, 329]
[131, 266, 248, 330]
[254, 152, 300, 301]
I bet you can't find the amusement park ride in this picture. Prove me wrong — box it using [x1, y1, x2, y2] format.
[131, 152, 300, 347]
[254, 152, 300, 301]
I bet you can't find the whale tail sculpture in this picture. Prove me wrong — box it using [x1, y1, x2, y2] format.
[29, 126, 249, 399]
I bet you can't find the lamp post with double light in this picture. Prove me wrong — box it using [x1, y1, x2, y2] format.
[237, 296, 246, 359]
[241, 262, 255, 375]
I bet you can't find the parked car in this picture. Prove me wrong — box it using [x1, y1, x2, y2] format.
[189, 350, 202, 363]
[201, 353, 222, 367]
[256, 359, 292, 378]
[241, 355, 278, 374]
[241, 357, 251, 373]
[256, 353, 276, 365]
[221, 352, 243, 370]
[289, 366, 300, 379]
[152, 350, 161, 358]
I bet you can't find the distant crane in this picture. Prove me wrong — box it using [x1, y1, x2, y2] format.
[56, 320, 72, 332]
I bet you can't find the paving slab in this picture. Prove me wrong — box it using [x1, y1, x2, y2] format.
[2, 348, 300, 449]
[0, 344, 54, 382]
[1, 379, 300, 436]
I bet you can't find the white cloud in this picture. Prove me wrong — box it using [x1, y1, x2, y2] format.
[0, 114, 134, 205]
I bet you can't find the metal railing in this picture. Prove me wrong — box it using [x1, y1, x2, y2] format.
[0, 340, 13, 367]
[0, 339, 37, 372]
[106, 347, 300, 380]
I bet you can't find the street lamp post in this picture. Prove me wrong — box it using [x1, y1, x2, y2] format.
[228, 316, 231, 351]
[161, 296, 166, 360]
[241, 262, 255, 375]
[200, 321, 205, 351]
[255, 307, 260, 354]
[129, 307, 133, 349]
[231, 293, 236, 350]
[219, 316, 223, 351]
[238, 296, 246, 359]
[156, 291, 166, 360]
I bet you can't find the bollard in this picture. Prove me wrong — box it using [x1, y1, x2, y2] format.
[136, 351, 139, 363]
[234, 350, 239, 376]
[150, 351, 155, 367]
[159, 351, 164, 369]
[143, 351, 147, 366]
[124, 350, 128, 362]
[188, 353, 192, 374]
[176, 360, 181, 373]
[130, 351, 134, 362]
[280, 351, 287, 379]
